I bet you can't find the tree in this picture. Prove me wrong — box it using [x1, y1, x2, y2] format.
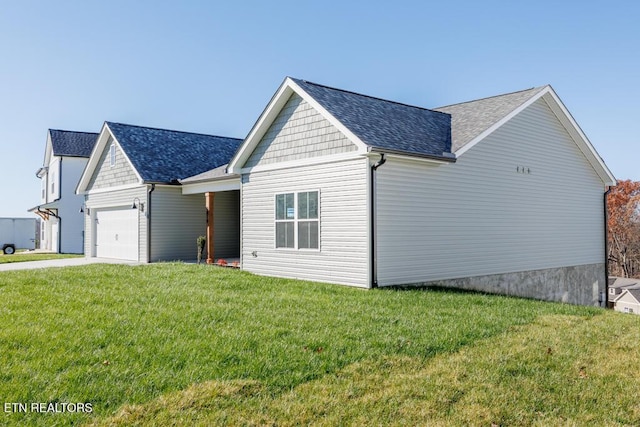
[607, 180, 640, 278]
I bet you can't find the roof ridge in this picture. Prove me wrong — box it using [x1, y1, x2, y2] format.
[291, 77, 449, 116]
[106, 121, 243, 141]
[435, 85, 547, 109]
[49, 129, 99, 135]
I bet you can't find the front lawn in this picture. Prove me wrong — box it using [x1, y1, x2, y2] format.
[0, 263, 637, 426]
[0, 252, 82, 264]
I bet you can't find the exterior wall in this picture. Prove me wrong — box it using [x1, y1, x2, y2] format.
[212, 190, 240, 259]
[150, 186, 206, 261]
[241, 157, 369, 287]
[614, 292, 640, 314]
[47, 157, 61, 203]
[87, 137, 139, 190]
[422, 263, 605, 306]
[244, 93, 357, 168]
[58, 157, 89, 253]
[84, 186, 148, 261]
[375, 98, 606, 305]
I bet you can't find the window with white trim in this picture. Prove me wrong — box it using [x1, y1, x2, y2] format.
[275, 191, 319, 249]
[110, 144, 116, 167]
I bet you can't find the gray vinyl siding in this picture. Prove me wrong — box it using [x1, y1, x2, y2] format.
[87, 137, 139, 190]
[375, 98, 606, 286]
[241, 157, 369, 287]
[212, 190, 240, 259]
[150, 187, 206, 261]
[84, 186, 148, 261]
[244, 93, 357, 168]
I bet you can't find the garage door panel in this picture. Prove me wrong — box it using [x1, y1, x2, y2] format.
[95, 209, 139, 261]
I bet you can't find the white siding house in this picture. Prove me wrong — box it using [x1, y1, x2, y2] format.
[30, 129, 99, 253]
[76, 122, 241, 263]
[219, 77, 615, 306]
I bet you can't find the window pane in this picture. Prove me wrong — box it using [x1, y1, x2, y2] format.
[298, 221, 318, 249]
[275, 194, 284, 220]
[285, 193, 295, 219]
[309, 221, 318, 248]
[308, 191, 318, 219]
[276, 222, 294, 248]
[299, 221, 309, 248]
[298, 192, 308, 219]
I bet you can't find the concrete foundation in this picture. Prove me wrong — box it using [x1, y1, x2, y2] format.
[409, 263, 606, 307]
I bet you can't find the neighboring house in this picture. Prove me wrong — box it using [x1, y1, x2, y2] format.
[75, 122, 241, 262]
[29, 129, 99, 253]
[613, 289, 640, 314]
[608, 276, 640, 308]
[182, 77, 615, 306]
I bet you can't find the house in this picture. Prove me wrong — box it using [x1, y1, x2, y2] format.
[75, 122, 242, 262]
[29, 129, 99, 253]
[182, 77, 615, 306]
[613, 289, 640, 314]
[608, 276, 640, 308]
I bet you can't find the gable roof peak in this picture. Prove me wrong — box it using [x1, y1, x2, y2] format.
[435, 85, 548, 110]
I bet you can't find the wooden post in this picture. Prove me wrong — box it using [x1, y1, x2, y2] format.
[206, 192, 215, 264]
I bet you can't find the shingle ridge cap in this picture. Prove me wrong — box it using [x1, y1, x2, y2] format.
[49, 129, 99, 136]
[290, 77, 450, 117]
[435, 85, 547, 109]
[105, 121, 243, 141]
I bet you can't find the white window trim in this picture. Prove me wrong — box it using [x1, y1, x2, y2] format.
[274, 189, 320, 251]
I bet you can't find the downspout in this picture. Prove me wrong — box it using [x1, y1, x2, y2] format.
[604, 186, 612, 308]
[370, 153, 386, 288]
[147, 184, 155, 263]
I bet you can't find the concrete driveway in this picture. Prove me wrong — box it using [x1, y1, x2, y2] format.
[0, 257, 140, 272]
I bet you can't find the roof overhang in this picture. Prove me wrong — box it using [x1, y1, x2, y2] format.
[227, 77, 370, 174]
[181, 175, 241, 195]
[454, 85, 615, 187]
[76, 122, 144, 194]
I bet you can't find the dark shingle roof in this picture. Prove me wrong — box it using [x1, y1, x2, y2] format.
[434, 86, 546, 152]
[49, 129, 99, 157]
[106, 122, 242, 183]
[291, 78, 453, 159]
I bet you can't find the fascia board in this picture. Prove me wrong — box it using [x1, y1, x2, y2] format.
[228, 79, 293, 174]
[541, 88, 616, 186]
[106, 123, 144, 185]
[181, 178, 241, 195]
[287, 78, 369, 153]
[76, 123, 144, 194]
[76, 123, 111, 194]
[228, 77, 369, 173]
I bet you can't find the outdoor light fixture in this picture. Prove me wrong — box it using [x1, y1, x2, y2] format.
[131, 197, 144, 212]
[79, 204, 90, 216]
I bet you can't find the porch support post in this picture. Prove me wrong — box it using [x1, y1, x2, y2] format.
[206, 192, 215, 264]
[204, 193, 216, 264]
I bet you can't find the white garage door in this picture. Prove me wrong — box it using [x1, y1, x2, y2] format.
[95, 208, 139, 261]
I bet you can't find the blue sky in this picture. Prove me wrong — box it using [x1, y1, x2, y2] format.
[1, 0, 638, 217]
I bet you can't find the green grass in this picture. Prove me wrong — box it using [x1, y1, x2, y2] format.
[0, 263, 636, 426]
[0, 252, 82, 264]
